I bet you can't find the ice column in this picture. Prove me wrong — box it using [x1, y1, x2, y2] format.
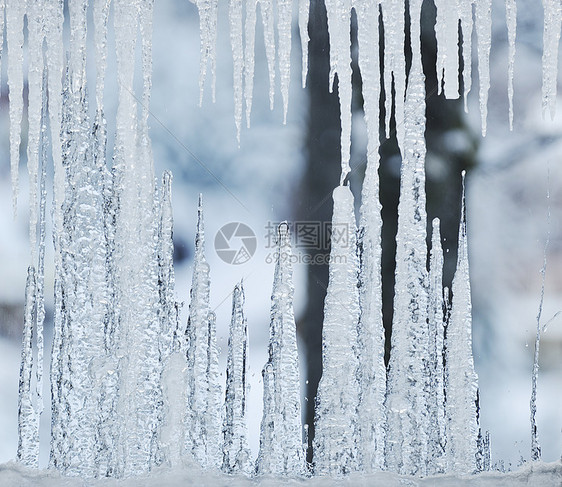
[355, 0, 386, 472]
[186, 195, 222, 468]
[17, 267, 39, 467]
[385, 0, 430, 475]
[427, 219, 446, 474]
[223, 283, 252, 474]
[313, 185, 361, 475]
[444, 174, 480, 474]
[256, 223, 306, 476]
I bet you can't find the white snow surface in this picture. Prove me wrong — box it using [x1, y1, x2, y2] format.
[0, 460, 560, 486]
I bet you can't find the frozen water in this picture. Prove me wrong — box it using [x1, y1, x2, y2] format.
[444, 175, 480, 474]
[256, 224, 306, 476]
[313, 185, 361, 475]
[223, 283, 252, 475]
[5, 0, 562, 482]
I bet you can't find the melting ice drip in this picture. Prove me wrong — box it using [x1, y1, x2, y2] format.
[9, 0, 554, 480]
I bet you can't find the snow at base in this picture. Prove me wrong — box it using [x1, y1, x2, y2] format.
[0, 460, 560, 486]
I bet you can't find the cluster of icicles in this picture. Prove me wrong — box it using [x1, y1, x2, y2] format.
[9, 0, 552, 480]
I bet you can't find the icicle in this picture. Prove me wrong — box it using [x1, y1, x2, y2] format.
[222, 282, 252, 474]
[26, 1, 44, 263]
[434, 0, 460, 99]
[298, 0, 309, 88]
[206, 311, 223, 469]
[229, 0, 244, 142]
[542, 0, 561, 120]
[6, 0, 25, 215]
[483, 431, 491, 470]
[260, 0, 276, 109]
[158, 171, 177, 360]
[506, 0, 516, 130]
[444, 172, 480, 474]
[186, 194, 216, 468]
[157, 174, 184, 470]
[57, 53, 110, 477]
[93, 0, 111, 113]
[195, 0, 218, 104]
[385, 0, 429, 475]
[17, 267, 39, 467]
[138, 0, 154, 139]
[244, 0, 257, 127]
[256, 363, 279, 474]
[112, 0, 162, 476]
[475, 0, 492, 135]
[256, 223, 306, 476]
[380, 0, 406, 154]
[530, 174, 550, 462]
[34, 67, 49, 427]
[314, 185, 361, 475]
[427, 219, 446, 474]
[355, 0, 386, 472]
[325, 0, 352, 182]
[160, 351, 189, 467]
[459, 0, 473, 112]
[277, 0, 292, 123]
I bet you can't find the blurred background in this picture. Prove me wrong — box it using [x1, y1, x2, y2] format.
[0, 0, 560, 470]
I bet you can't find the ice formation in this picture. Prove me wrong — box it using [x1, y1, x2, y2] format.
[385, 0, 430, 474]
[7, 0, 560, 482]
[356, 0, 386, 472]
[256, 224, 306, 476]
[223, 283, 252, 474]
[313, 185, 361, 475]
[445, 175, 480, 474]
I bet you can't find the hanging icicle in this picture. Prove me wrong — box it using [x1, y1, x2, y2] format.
[542, 0, 561, 120]
[506, 0, 516, 130]
[196, 0, 219, 104]
[325, 0, 353, 182]
[475, 0, 492, 135]
[434, 0, 460, 99]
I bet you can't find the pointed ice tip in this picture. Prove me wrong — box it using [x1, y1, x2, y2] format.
[278, 221, 289, 239]
[198, 193, 203, 210]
